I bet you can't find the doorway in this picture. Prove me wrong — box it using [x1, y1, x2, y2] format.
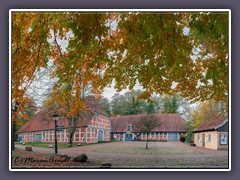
[98, 130, 103, 141]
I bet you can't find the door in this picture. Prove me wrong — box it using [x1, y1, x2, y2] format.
[98, 130, 103, 141]
[18, 136, 22, 142]
[168, 133, 179, 141]
[125, 133, 133, 141]
[202, 134, 205, 147]
[34, 134, 42, 142]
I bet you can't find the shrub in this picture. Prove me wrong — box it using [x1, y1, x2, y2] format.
[179, 135, 186, 142]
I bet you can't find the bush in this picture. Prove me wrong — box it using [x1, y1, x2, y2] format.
[179, 135, 186, 142]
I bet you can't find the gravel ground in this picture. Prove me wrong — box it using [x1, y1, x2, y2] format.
[13, 141, 229, 169]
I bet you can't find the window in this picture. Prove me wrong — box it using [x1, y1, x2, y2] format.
[46, 131, 49, 139]
[92, 128, 95, 133]
[208, 134, 211, 142]
[220, 133, 228, 145]
[30, 132, 33, 139]
[61, 130, 64, 141]
[126, 124, 132, 132]
[198, 134, 200, 141]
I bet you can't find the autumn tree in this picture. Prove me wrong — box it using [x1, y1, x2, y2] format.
[12, 96, 37, 150]
[12, 11, 229, 112]
[11, 13, 54, 150]
[103, 12, 229, 108]
[190, 100, 224, 129]
[43, 70, 104, 147]
[37, 12, 113, 147]
[134, 114, 160, 149]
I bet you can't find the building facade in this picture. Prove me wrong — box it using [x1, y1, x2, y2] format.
[18, 96, 111, 144]
[193, 116, 228, 150]
[110, 114, 187, 142]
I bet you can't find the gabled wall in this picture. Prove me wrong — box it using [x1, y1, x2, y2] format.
[18, 113, 111, 143]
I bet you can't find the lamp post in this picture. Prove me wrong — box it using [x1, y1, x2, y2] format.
[52, 113, 59, 154]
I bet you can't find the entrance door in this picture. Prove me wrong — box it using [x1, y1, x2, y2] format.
[18, 136, 22, 142]
[125, 133, 133, 141]
[168, 133, 179, 141]
[34, 134, 42, 142]
[98, 130, 103, 141]
[202, 134, 205, 147]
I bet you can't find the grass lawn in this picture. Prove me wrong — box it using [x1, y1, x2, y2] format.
[91, 142, 203, 155]
[15, 141, 117, 149]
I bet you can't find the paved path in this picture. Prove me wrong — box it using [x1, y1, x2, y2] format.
[15, 142, 228, 168]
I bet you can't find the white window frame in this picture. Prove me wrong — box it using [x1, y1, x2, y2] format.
[46, 131, 49, 140]
[126, 124, 132, 132]
[208, 134, 211, 142]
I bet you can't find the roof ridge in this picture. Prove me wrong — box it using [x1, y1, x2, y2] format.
[110, 113, 180, 118]
[193, 115, 227, 132]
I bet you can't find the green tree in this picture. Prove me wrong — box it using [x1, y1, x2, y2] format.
[161, 94, 180, 113]
[99, 97, 111, 116]
[110, 90, 149, 115]
[111, 93, 124, 115]
[146, 103, 155, 114]
[123, 90, 147, 115]
[184, 119, 195, 141]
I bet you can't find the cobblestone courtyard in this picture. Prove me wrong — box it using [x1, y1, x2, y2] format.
[13, 141, 228, 169]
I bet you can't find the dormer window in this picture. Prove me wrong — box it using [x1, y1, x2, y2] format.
[126, 123, 133, 132]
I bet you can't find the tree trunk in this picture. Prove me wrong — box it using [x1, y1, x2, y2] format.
[68, 128, 75, 147]
[146, 132, 149, 149]
[68, 118, 77, 147]
[69, 134, 73, 147]
[12, 121, 16, 151]
[68, 118, 73, 147]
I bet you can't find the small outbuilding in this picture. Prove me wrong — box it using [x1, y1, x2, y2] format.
[193, 116, 228, 150]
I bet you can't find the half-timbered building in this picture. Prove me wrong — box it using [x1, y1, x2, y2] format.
[17, 96, 111, 143]
[110, 114, 187, 141]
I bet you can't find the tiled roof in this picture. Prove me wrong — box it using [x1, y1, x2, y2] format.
[110, 114, 187, 133]
[193, 116, 228, 132]
[83, 96, 109, 117]
[18, 96, 107, 133]
[18, 111, 68, 133]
